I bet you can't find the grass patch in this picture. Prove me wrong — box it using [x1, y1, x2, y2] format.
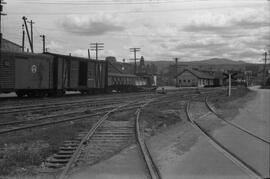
[0, 118, 97, 176]
[209, 87, 255, 121]
[140, 99, 185, 136]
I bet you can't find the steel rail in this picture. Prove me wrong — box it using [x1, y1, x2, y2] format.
[0, 100, 150, 127]
[135, 100, 162, 179]
[0, 94, 153, 114]
[58, 102, 131, 179]
[0, 102, 148, 135]
[185, 101, 263, 179]
[0, 104, 121, 127]
[205, 97, 270, 145]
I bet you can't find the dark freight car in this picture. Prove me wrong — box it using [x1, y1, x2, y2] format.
[108, 73, 151, 92]
[0, 51, 154, 97]
[46, 53, 108, 94]
[0, 51, 54, 97]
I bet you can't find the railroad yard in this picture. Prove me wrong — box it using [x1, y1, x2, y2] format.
[0, 87, 268, 179]
[1, 0, 270, 178]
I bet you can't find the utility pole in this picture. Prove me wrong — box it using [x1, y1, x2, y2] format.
[130, 48, 140, 74]
[90, 42, 104, 60]
[175, 58, 178, 87]
[262, 51, 268, 86]
[122, 58, 125, 71]
[228, 72, 231, 97]
[0, 0, 7, 61]
[88, 49, 90, 59]
[22, 16, 33, 53]
[27, 19, 35, 52]
[40, 35, 45, 53]
[22, 24, 25, 52]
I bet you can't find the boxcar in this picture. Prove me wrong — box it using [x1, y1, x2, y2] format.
[0, 51, 154, 97]
[46, 53, 108, 94]
[107, 73, 152, 92]
[0, 51, 54, 97]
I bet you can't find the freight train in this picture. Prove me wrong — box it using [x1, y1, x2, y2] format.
[0, 51, 155, 97]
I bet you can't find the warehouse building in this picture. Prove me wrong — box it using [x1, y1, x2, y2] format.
[1, 38, 22, 52]
[176, 69, 215, 87]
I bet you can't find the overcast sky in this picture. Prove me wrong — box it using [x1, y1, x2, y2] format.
[3, 0, 270, 63]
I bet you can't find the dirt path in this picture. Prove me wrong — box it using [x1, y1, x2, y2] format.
[213, 88, 270, 178]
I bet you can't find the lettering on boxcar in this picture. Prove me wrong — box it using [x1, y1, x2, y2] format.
[31, 65, 37, 73]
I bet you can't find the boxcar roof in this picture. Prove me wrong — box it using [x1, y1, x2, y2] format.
[44, 52, 105, 62]
[2, 50, 53, 58]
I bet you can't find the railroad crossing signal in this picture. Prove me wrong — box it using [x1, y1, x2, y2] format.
[223, 71, 237, 97]
[223, 72, 237, 80]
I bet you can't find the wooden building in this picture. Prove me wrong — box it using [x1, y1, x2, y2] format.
[1, 38, 22, 52]
[176, 69, 215, 87]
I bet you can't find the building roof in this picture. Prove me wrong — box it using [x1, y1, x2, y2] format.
[176, 69, 215, 79]
[108, 73, 137, 77]
[2, 38, 22, 48]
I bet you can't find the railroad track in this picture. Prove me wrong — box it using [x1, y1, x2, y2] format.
[0, 101, 149, 135]
[205, 97, 270, 145]
[0, 91, 155, 104]
[44, 98, 163, 179]
[0, 90, 224, 135]
[53, 99, 146, 178]
[185, 101, 264, 179]
[0, 88, 223, 115]
[50, 102, 133, 178]
[135, 100, 162, 179]
[0, 87, 222, 112]
[0, 92, 183, 135]
[0, 93, 158, 115]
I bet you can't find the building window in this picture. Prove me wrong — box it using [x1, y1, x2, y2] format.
[188, 80, 190, 82]
[183, 80, 186, 82]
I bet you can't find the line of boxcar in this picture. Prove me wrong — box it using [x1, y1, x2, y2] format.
[0, 51, 154, 97]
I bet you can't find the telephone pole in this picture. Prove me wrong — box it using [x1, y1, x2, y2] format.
[0, 0, 7, 58]
[90, 42, 104, 60]
[22, 24, 25, 52]
[88, 49, 90, 59]
[130, 48, 140, 74]
[122, 58, 125, 71]
[22, 16, 33, 53]
[175, 58, 178, 87]
[40, 34, 45, 53]
[27, 19, 35, 52]
[262, 51, 268, 86]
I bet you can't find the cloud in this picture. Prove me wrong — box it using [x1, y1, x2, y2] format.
[58, 13, 125, 36]
[174, 35, 226, 50]
[183, 8, 269, 32]
[47, 41, 63, 50]
[72, 49, 88, 58]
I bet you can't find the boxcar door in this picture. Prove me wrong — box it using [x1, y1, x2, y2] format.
[79, 61, 88, 87]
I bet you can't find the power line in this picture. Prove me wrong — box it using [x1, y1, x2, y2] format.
[7, 4, 263, 15]
[130, 47, 140, 74]
[22, 24, 25, 52]
[15, 0, 204, 6]
[22, 16, 34, 52]
[40, 34, 46, 53]
[90, 42, 104, 60]
[27, 19, 35, 52]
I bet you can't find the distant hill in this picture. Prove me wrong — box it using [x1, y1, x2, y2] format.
[144, 58, 249, 72]
[188, 58, 247, 65]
